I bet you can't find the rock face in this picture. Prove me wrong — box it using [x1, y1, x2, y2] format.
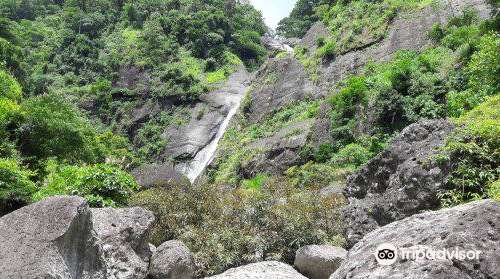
[90, 207, 155, 279]
[342, 120, 456, 247]
[331, 200, 500, 279]
[318, 0, 492, 86]
[243, 119, 313, 176]
[247, 57, 324, 124]
[298, 21, 329, 51]
[164, 66, 251, 179]
[149, 240, 196, 279]
[132, 162, 190, 189]
[294, 245, 347, 279]
[207, 261, 308, 279]
[0, 196, 155, 279]
[261, 37, 294, 57]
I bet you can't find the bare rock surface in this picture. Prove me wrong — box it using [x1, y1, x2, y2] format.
[319, 0, 492, 86]
[342, 120, 456, 247]
[331, 200, 500, 279]
[163, 67, 250, 163]
[207, 261, 308, 279]
[294, 245, 347, 279]
[0, 196, 154, 279]
[149, 240, 196, 279]
[132, 162, 190, 189]
[247, 57, 324, 124]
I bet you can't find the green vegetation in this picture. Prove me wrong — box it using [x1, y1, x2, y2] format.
[439, 95, 500, 207]
[34, 163, 139, 207]
[0, 0, 268, 213]
[130, 178, 345, 276]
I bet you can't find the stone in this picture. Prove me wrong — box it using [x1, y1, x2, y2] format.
[0, 196, 155, 279]
[294, 245, 347, 279]
[342, 120, 456, 247]
[149, 240, 196, 279]
[90, 207, 155, 279]
[207, 261, 308, 279]
[318, 0, 492, 87]
[246, 57, 324, 124]
[132, 162, 190, 189]
[331, 200, 500, 279]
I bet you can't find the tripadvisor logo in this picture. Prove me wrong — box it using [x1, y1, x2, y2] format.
[374, 243, 482, 265]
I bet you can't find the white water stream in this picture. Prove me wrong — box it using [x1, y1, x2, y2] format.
[184, 98, 242, 183]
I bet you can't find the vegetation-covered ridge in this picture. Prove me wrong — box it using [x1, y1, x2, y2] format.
[0, 0, 268, 212]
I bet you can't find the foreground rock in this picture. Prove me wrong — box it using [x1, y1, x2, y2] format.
[0, 196, 154, 279]
[207, 261, 308, 279]
[342, 120, 456, 247]
[149, 240, 196, 279]
[294, 245, 347, 279]
[331, 200, 500, 279]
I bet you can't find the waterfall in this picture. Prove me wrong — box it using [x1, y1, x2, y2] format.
[183, 98, 242, 183]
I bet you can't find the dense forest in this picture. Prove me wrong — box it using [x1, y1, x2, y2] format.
[1, 0, 500, 277]
[0, 0, 268, 210]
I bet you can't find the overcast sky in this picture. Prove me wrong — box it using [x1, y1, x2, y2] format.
[249, 0, 298, 30]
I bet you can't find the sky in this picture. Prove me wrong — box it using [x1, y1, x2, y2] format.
[249, 0, 299, 30]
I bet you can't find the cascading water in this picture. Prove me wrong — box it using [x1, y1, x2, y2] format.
[183, 96, 243, 183]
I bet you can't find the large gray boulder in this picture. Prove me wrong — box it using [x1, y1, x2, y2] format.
[207, 261, 308, 279]
[294, 245, 347, 279]
[91, 207, 155, 279]
[342, 120, 456, 247]
[0, 196, 155, 279]
[331, 200, 500, 279]
[149, 240, 196, 279]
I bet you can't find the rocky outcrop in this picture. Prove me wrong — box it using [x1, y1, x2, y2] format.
[90, 207, 155, 279]
[261, 37, 294, 57]
[163, 67, 250, 161]
[294, 245, 347, 279]
[242, 119, 313, 176]
[318, 0, 492, 86]
[149, 240, 196, 279]
[207, 261, 308, 279]
[132, 162, 190, 189]
[298, 21, 329, 52]
[247, 57, 324, 124]
[342, 120, 456, 247]
[0, 196, 154, 279]
[331, 200, 500, 279]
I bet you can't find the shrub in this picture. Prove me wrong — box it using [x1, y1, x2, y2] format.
[129, 178, 345, 276]
[14, 93, 105, 163]
[0, 157, 36, 215]
[34, 163, 139, 207]
[439, 95, 500, 207]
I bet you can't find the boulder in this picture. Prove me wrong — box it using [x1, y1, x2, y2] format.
[207, 261, 308, 279]
[342, 120, 456, 247]
[132, 162, 190, 189]
[294, 245, 347, 279]
[0, 196, 155, 279]
[149, 240, 196, 279]
[331, 200, 500, 279]
[90, 207, 155, 279]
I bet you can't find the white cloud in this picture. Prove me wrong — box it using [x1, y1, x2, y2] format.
[249, 0, 298, 30]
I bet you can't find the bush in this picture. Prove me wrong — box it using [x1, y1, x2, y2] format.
[0, 157, 36, 215]
[34, 163, 139, 207]
[439, 95, 500, 207]
[130, 178, 345, 276]
[14, 93, 106, 163]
